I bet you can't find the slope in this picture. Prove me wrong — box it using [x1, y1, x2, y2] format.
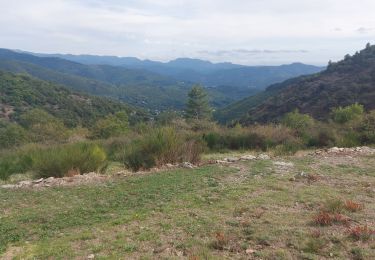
[216, 44, 375, 124]
[0, 71, 141, 127]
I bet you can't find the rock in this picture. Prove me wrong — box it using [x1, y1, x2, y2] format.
[33, 178, 44, 184]
[45, 177, 55, 183]
[224, 157, 238, 163]
[257, 154, 270, 160]
[273, 161, 294, 167]
[1, 184, 17, 189]
[87, 254, 95, 259]
[215, 160, 229, 164]
[329, 147, 340, 153]
[165, 163, 174, 168]
[240, 155, 257, 161]
[18, 181, 32, 186]
[181, 162, 195, 169]
[295, 172, 307, 178]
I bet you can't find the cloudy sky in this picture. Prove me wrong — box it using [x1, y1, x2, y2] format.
[1, 0, 374, 65]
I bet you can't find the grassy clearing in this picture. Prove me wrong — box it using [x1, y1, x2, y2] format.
[1, 154, 374, 259]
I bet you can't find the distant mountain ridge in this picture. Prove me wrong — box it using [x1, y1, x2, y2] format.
[27, 51, 324, 89]
[215, 44, 375, 124]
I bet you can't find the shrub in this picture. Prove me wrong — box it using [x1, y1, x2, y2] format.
[0, 152, 33, 180]
[123, 127, 205, 171]
[32, 143, 107, 178]
[282, 109, 314, 132]
[332, 103, 364, 124]
[313, 212, 350, 226]
[20, 108, 69, 143]
[0, 121, 27, 150]
[91, 111, 129, 139]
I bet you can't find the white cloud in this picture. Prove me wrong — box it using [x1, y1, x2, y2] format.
[0, 0, 374, 64]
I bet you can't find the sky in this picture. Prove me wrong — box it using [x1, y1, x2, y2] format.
[0, 0, 375, 65]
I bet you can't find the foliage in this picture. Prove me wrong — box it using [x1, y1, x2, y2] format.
[122, 127, 204, 171]
[332, 103, 364, 124]
[92, 111, 129, 139]
[0, 120, 27, 149]
[282, 109, 314, 131]
[186, 85, 212, 120]
[0, 150, 33, 180]
[0, 70, 137, 128]
[32, 143, 107, 178]
[19, 109, 69, 143]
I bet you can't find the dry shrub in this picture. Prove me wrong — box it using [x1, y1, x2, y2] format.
[65, 168, 80, 177]
[314, 212, 333, 226]
[348, 226, 375, 241]
[210, 232, 229, 250]
[313, 212, 350, 226]
[307, 173, 320, 183]
[250, 124, 296, 144]
[344, 200, 364, 212]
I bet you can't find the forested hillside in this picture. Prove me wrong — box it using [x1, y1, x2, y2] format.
[216, 44, 375, 124]
[0, 71, 141, 127]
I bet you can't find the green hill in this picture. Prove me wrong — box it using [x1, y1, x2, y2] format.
[0, 71, 142, 127]
[215, 44, 375, 124]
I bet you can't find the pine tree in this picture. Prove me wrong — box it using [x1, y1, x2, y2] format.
[185, 85, 212, 120]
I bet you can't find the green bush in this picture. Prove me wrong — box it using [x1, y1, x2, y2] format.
[332, 103, 364, 124]
[91, 111, 129, 139]
[32, 143, 107, 178]
[0, 121, 27, 150]
[0, 152, 33, 180]
[123, 127, 204, 171]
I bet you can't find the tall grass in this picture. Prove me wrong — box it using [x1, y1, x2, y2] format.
[32, 143, 107, 178]
[122, 127, 205, 171]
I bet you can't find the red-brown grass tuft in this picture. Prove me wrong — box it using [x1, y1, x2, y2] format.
[211, 232, 229, 250]
[344, 200, 364, 212]
[313, 212, 350, 226]
[348, 226, 375, 241]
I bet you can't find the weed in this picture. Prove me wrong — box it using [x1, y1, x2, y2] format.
[348, 226, 375, 241]
[210, 232, 229, 250]
[344, 200, 364, 212]
[313, 212, 350, 226]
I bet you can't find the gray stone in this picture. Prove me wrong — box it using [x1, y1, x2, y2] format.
[257, 154, 270, 160]
[240, 155, 257, 161]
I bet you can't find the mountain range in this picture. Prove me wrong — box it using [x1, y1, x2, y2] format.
[0, 48, 323, 116]
[32, 52, 324, 89]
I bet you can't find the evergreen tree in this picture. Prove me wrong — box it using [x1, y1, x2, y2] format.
[185, 85, 212, 120]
